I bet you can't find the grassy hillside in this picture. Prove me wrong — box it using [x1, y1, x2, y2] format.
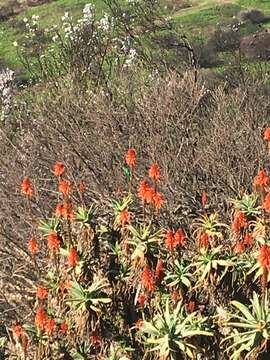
[0, 0, 269, 72]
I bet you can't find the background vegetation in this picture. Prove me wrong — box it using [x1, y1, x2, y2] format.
[0, 0, 270, 359]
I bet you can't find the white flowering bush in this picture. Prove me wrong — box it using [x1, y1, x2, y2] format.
[0, 68, 15, 123]
[14, 0, 187, 91]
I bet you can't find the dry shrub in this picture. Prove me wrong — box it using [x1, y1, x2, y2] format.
[0, 70, 270, 324]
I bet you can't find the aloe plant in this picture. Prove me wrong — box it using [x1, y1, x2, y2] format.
[193, 246, 234, 285]
[139, 299, 213, 359]
[230, 193, 261, 217]
[191, 213, 227, 240]
[224, 292, 270, 359]
[38, 218, 59, 235]
[127, 224, 161, 263]
[165, 259, 193, 289]
[76, 205, 97, 226]
[67, 278, 111, 313]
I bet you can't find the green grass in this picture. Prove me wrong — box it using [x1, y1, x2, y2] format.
[1, 0, 270, 73]
[238, 0, 270, 10]
[16, 0, 106, 27]
[172, 0, 270, 33]
[0, 0, 105, 72]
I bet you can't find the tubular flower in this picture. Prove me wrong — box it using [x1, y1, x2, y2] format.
[264, 127, 270, 141]
[53, 162, 65, 177]
[119, 209, 130, 225]
[55, 202, 74, 220]
[243, 233, 253, 247]
[175, 228, 186, 246]
[152, 191, 164, 210]
[36, 287, 48, 300]
[165, 230, 176, 252]
[263, 193, 270, 213]
[141, 265, 155, 292]
[155, 259, 164, 281]
[47, 232, 61, 252]
[171, 289, 180, 302]
[138, 180, 150, 202]
[59, 322, 68, 334]
[35, 308, 47, 331]
[253, 169, 269, 190]
[21, 333, 29, 354]
[21, 177, 33, 198]
[27, 238, 39, 255]
[137, 293, 146, 307]
[136, 319, 144, 329]
[232, 211, 248, 235]
[55, 203, 64, 217]
[258, 245, 270, 271]
[202, 191, 207, 209]
[12, 325, 23, 338]
[145, 186, 156, 204]
[198, 232, 209, 248]
[58, 180, 71, 195]
[46, 319, 56, 336]
[125, 148, 136, 168]
[67, 247, 79, 268]
[149, 163, 161, 182]
[79, 180, 86, 194]
[234, 241, 245, 254]
[89, 335, 102, 346]
[186, 301, 196, 313]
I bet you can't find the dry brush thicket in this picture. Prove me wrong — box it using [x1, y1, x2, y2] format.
[0, 69, 269, 328]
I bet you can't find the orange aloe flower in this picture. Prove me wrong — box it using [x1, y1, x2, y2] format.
[175, 228, 186, 246]
[263, 193, 270, 213]
[253, 169, 269, 190]
[21, 333, 29, 354]
[135, 319, 144, 329]
[89, 335, 102, 346]
[55, 203, 65, 218]
[35, 307, 47, 331]
[258, 244, 270, 271]
[165, 229, 176, 252]
[202, 191, 207, 209]
[264, 127, 270, 141]
[21, 177, 33, 198]
[36, 287, 48, 300]
[55, 202, 74, 220]
[232, 211, 248, 235]
[152, 191, 164, 210]
[125, 149, 136, 168]
[47, 232, 61, 252]
[27, 238, 39, 255]
[233, 241, 245, 254]
[12, 324, 23, 338]
[79, 180, 86, 194]
[145, 186, 156, 204]
[155, 259, 164, 281]
[243, 233, 253, 247]
[137, 294, 146, 307]
[149, 163, 160, 182]
[53, 162, 65, 177]
[58, 180, 71, 195]
[198, 232, 209, 248]
[46, 319, 56, 336]
[59, 322, 68, 334]
[186, 301, 196, 313]
[138, 179, 150, 202]
[119, 209, 130, 225]
[141, 265, 155, 292]
[67, 247, 79, 268]
[171, 289, 180, 302]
